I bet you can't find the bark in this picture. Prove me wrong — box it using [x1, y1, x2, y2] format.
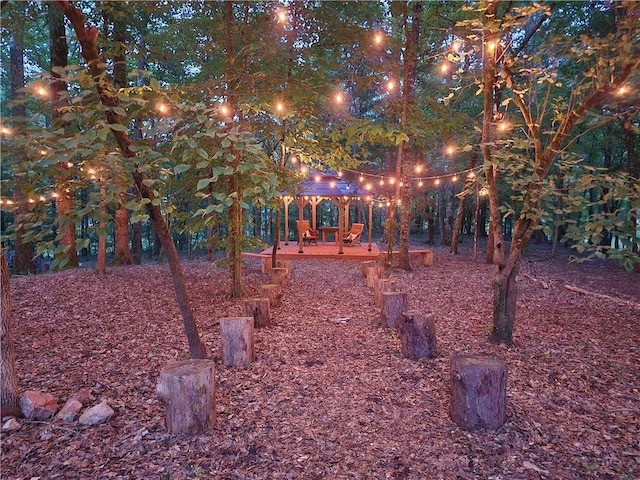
[9, 7, 35, 274]
[112, 208, 133, 265]
[451, 155, 478, 254]
[50, 2, 78, 268]
[1, 254, 20, 415]
[55, 0, 207, 359]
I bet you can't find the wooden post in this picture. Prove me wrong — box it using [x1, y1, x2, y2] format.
[272, 267, 288, 287]
[243, 298, 271, 328]
[261, 256, 273, 273]
[380, 291, 407, 328]
[366, 266, 383, 288]
[450, 355, 507, 430]
[156, 359, 216, 434]
[361, 260, 377, 278]
[277, 260, 291, 278]
[261, 284, 282, 308]
[219, 317, 255, 367]
[419, 250, 434, 266]
[397, 310, 437, 360]
[374, 278, 396, 307]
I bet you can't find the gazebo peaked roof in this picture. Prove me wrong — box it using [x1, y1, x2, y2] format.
[295, 172, 372, 199]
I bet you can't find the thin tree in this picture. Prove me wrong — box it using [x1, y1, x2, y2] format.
[54, 0, 207, 359]
[0, 253, 20, 417]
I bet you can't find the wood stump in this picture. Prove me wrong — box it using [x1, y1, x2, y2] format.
[361, 260, 377, 278]
[397, 310, 437, 360]
[243, 297, 271, 328]
[374, 278, 396, 307]
[261, 256, 273, 273]
[277, 261, 291, 277]
[156, 359, 216, 434]
[380, 291, 407, 328]
[366, 266, 383, 288]
[272, 267, 288, 287]
[450, 355, 507, 430]
[261, 284, 282, 307]
[418, 250, 434, 266]
[219, 316, 255, 366]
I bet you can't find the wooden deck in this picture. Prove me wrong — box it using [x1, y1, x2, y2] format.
[257, 241, 380, 260]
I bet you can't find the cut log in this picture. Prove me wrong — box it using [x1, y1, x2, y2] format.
[366, 266, 383, 288]
[261, 284, 282, 308]
[416, 250, 434, 267]
[380, 291, 407, 328]
[243, 297, 271, 328]
[272, 267, 288, 287]
[450, 355, 507, 430]
[219, 317, 255, 366]
[261, 256, 272, 273]
[374, 278, 396, 307]
[277, 260, 291, 278]
[156, 359, 216, 434]
[361, 260, 377, 278]
[397, 310, 437, 360]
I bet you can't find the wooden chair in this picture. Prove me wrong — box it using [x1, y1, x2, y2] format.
[296, 220, 319, 245]
[343, 223, 364, 246]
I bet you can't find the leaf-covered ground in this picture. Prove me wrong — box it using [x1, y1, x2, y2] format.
[2, 241, 639, 480]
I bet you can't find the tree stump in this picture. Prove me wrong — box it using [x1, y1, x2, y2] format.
[261, 284, 283, 307]
[397, 310, 437, 360]
[366, 266, 383, 288]
[361, 260, 377, 278]
[277, 261, 291, 278]
[156, 359, 216, 434]
[374, 278, 396, 307]
[243, 297, 271, 328]
[261, 256, 273, 273]
[272, 267, 288, 287]
[450, 355, 507, 430]
[219, 317, 255, 366]
[418, 250, 434, 266]
[380, 291, 407, 328]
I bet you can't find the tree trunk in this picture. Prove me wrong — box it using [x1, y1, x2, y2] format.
[131, 221, 142, 264]
[56, 0, 207, 359]
[112, 207, 133, 265]
[1, 254, 20, 415]
[50, 2, 78, 269]
[9, 6, 35, 275]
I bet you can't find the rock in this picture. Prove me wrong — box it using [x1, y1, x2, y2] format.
[78, 400, 114, 426]
[20, 391, 58, 420]
[55, 399, 83, 423]
[71, 388, 94, 405]
[1, 418, 21, 431]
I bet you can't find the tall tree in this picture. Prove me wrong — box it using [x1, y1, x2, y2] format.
[49, 1, 78, 269]
[0, 252, 20, 417]
[469, 1, 640, 344]
[54, 0, 207, 359]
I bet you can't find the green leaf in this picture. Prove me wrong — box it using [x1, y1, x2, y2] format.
[109, 123, 129, 132]
[197, 178, 212, 191]
[174, 164, 191, 174]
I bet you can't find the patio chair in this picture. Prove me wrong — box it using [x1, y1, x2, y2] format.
[343, 223, 364, 246]
[296, 220, 319, 246]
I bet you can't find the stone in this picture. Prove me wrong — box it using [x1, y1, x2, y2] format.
[20, 391, 58, 420]
[1, 417, 21, 431]
[71, 388, 94, 405]
[55, 399, 83, 423]
[78, 400, 114, 426]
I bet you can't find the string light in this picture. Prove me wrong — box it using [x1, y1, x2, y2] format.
[156, 102, 169, 114]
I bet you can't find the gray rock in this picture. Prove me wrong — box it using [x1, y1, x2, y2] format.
[78, 400, 114, 425]
[55, 398, 83, 423]
[1, 417, 21, 431]
[20, 391, 58, 420]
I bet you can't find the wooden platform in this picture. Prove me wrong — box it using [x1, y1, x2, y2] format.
[257, 241, 380, 260]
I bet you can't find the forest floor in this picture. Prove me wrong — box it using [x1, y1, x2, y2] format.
[2, 239, 639, 480]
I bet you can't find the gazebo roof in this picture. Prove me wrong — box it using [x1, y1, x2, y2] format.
[294, 172, 372, 199]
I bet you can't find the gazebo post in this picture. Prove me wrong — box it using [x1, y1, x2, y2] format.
[309, 196, 322, 231]
[368, 198, 373, 252]
[344, 201, 350, 232]
[338, 197, 346, 255]
[283, 196, 294, 245]
[297, 197, 305, 254]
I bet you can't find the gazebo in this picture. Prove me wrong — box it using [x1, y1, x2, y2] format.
[281, 172, 374, 255]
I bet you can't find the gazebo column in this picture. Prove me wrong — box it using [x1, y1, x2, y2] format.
[337, 197, 345, 254]
[297, 197, 305, 254]
[283, 196, 294, 245]
[367, 198, 373, 252]
[344, 201, 350, 231]
[309, 196, 322, 231]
